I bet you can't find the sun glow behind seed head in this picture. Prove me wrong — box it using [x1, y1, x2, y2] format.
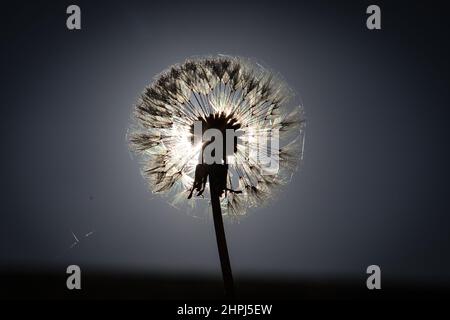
[129, 56, 305, 217]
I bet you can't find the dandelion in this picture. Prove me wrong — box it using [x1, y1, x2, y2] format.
[129, 55, 305, 296]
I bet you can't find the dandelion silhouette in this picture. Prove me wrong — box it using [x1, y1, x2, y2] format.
[129, 56, 305, 297]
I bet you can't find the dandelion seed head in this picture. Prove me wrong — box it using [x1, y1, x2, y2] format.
[129, 56, 305, 217]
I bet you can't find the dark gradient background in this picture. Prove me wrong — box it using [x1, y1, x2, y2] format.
[1, 0, 450, 299]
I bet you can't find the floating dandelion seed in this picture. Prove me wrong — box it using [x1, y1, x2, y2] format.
[129, 55, 305, 297]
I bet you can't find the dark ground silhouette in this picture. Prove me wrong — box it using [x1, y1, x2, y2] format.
[2, 270, 449, 300]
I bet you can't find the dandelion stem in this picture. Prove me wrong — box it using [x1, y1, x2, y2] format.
[209, 168, 235, 298]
